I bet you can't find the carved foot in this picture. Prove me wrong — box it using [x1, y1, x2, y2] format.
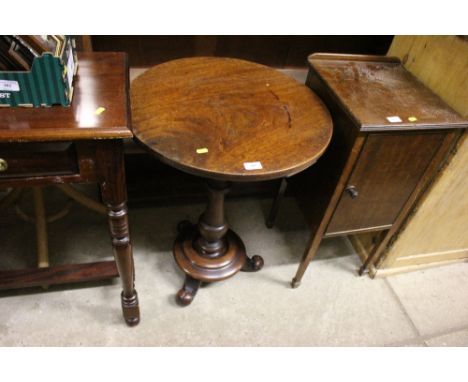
[241, 255, 264, 272]
[176, 276, 201, 306]
[291, 277, 301, 289]
[121, 291, 140, 326]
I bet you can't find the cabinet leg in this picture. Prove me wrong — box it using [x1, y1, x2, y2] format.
[291, 233, 323, 288]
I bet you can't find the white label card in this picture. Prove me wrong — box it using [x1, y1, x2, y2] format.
[244, 161, 263, 170]
[0, 80, 20, 92]
[66, 46, 75, 91]
[386, 116, 402, 123]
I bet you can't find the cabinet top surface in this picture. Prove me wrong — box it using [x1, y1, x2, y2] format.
[0, 52, 132, 143]
[308, 53, 468, 131]
[131, 57, 332, 181]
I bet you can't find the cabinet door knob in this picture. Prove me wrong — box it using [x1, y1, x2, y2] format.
[0, 158, 8, 172]
[345, 185, 358, 199]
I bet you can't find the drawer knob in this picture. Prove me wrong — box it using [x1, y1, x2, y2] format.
[0, 158, 8, 172]
[345, 185, 358, 199]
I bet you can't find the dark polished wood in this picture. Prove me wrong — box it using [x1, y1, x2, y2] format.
[308, 53, 467, 131]
[173, 181, 262, 306]
[96, 140, 139, 325]
[131, 57, 332, 304]
[131, 57, 332, 182]
[176, 275, 201, 306]
[290, 53, 467, 287]
[0, 142, 78, 178]
[291, 134, 366, 288]
[326, 131, 446, 234]
[0, 261, 118, 290]
[358, 130, 462, 275]
[0, 52, 132, 142]
[0, 52, 140, 326]
[92, 36, 393, 68]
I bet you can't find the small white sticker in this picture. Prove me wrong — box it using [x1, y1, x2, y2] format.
[0, 80, 20, 92]
[386, 116, 402, 123]
[244, 161, 263, 170]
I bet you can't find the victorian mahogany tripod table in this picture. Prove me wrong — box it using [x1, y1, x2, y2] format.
[0, 52, 140, 326]
[131, 57, 332, 305]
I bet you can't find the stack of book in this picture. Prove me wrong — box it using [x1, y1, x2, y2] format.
[0, 35, 77, 107]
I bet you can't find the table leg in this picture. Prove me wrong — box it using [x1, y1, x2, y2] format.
[174, 179, 263, 306]
[97, 141, 140, 326]
[265, 177, 287, 229]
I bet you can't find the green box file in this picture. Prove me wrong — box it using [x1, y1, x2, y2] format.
[0, 36, 78, 107]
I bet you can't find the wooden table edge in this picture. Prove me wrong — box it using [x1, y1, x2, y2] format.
[133, 133, 331, 182]
[0, 128, 133, 143]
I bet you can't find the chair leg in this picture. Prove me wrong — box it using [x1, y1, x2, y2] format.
[32, 187, 49, 269]
[266, 178, 287, 228]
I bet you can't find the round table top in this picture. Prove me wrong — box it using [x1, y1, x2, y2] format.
[131, 57, 332, 181]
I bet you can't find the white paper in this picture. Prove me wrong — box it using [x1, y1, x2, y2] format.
[0, 80, 20, 92]
[66, 46, 75, 90]
[386, 116, 402, 123]
[244, 161, 263, 170]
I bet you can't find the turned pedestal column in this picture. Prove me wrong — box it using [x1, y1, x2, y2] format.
[174, 180, 263, 305]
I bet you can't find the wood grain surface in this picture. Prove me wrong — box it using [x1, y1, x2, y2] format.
[0, 52, 132, 142]
[326, 131, 446, 234]
[308, 53, 468, 131]
[131, 57, 332, 181]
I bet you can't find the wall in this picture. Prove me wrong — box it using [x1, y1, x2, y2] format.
[91, 35, 393, 67]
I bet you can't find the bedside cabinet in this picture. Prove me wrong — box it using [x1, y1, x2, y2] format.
[291, 53, 467, 287]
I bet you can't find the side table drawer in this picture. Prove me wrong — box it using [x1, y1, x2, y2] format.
[326, 131, 446, 235]
[0, 142, 78, 179]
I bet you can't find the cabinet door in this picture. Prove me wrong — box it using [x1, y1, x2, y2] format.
[326, 131, 446, 235]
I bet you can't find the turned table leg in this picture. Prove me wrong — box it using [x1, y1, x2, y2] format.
[194, 180, 230, 258]
[97, 140, 140, 326]
[174, 179, 263, 306]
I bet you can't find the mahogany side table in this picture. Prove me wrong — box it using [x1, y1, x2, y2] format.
[131, 57, 332, 305]
[0, 52, 140, 326]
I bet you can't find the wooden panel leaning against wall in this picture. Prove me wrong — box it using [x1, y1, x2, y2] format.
[352, 36, 468, 276]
